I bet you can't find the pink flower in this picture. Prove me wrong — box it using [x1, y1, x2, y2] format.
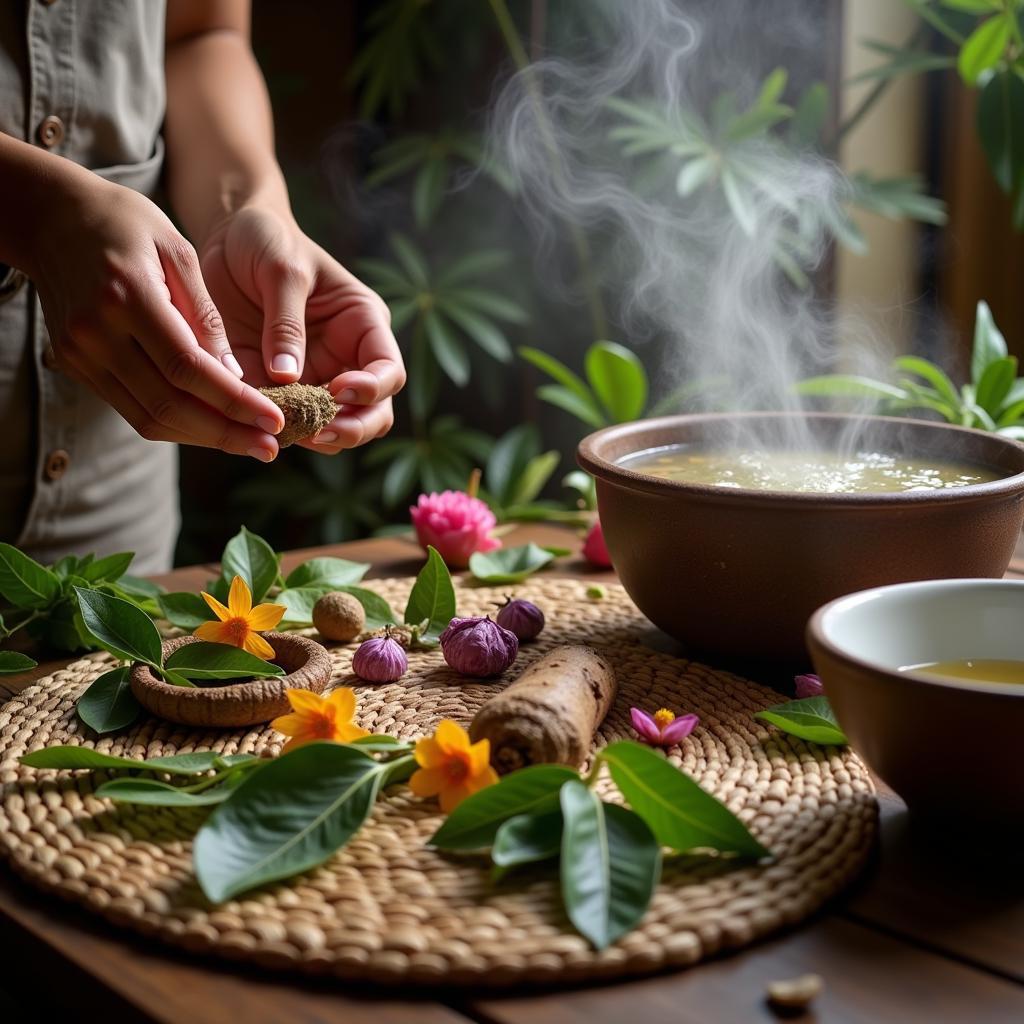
[630, 707, 699, 747]
[582, 520, 612, 567]
[794, 673, 823, 698]
[410, 490, 501, 568]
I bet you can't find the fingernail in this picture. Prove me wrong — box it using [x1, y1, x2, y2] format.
[222, 353, 244, 378]
[272, 354, 298, 375]
[256, 416, 281, 434]
[247, 447, 274, 463]
[339, 388, 358, 402]
[313, 431, 338, 444]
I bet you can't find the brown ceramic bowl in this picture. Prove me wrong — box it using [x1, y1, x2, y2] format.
[807, 579, 1024, 828]
[577, 412, 1024, 659]
[130, 633, 332, 728]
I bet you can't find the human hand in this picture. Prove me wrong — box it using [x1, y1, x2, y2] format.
[30, 172, 285, 461]
[198, 203, 405, 454]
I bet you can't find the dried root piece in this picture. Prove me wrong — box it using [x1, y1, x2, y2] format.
[259, 383, 337, 447]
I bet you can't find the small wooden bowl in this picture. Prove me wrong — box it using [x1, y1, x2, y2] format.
[129, 633, 332, 728]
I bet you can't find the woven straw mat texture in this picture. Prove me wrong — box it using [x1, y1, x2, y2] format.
[0, 576, 876, 986]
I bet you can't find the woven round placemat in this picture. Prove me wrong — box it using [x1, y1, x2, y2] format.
[0, 577, 876, 986]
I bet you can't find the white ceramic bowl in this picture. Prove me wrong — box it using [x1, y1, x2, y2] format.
[807, 579, 1024, 827]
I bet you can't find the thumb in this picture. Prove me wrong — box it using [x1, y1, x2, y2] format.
[160, 240, 242, 378]
[259, 263, 311, 383]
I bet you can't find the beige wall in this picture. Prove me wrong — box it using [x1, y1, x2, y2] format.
[836, 0, 925, 355]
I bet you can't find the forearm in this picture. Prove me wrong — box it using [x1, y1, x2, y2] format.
[0, 132, 93, 277]
[164, 27, 290, 249]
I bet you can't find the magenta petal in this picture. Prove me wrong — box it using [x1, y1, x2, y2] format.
[794, 673, 823, 698]
[660, 713, 699, 744]
[630, 707, 662, 744]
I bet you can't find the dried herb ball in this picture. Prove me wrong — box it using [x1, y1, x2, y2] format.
[312, 591, 365, 642]
[259, 383, 337, 447]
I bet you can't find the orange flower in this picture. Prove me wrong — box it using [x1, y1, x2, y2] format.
[270, 688, 369, 754]
[409, 719, 498, 813]
[194, 575, 285, 660]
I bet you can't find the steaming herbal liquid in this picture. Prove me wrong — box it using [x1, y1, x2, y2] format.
[901, 659, 1024, 686]
[621, 446, 1001, 494]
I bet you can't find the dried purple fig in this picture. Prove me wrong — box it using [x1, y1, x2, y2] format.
[495, 597, 545, 642]
[352, 634, 407, 683]
[440, 616, 519, 678]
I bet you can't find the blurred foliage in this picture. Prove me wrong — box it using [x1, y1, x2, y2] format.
[180, 0, 1018, 562]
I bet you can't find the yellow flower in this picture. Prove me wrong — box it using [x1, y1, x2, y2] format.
[409, 719, 498, 813]
[194, 575, 285, 660]
[270, 688, 369, 754]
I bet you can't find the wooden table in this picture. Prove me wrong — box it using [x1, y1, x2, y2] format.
[2, 524, 1023, 1023]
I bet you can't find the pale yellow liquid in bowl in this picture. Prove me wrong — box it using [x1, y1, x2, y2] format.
[621, 446, 1001, 494]
[901, 659, 1024, 686]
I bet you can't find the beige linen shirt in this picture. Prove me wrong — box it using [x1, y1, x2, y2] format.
[0, 0, 178, 573]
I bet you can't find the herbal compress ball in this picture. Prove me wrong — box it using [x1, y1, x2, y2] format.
[259, 383, 337, 447]
[312, 591, 365, 642]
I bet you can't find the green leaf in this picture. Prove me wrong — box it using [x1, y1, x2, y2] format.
[193, 742, 395, 902]
[675, 155, 717, 196]
[413, 155, 448, 229]
[78, 552, 133, 584]
[508, 451, 560, 507]
[468, 543, 555, 584]
[519, 347, 602, 415]
[721, 165, 758, 236]
[285, 557, 370, 590]
[164, 642, 284, 681]
[492, 810, 563, 867]
[403, 546, 456, 639]
[274, 587, 325, 625]
[429, 764, 578, 850]
[957, 14, 1010, 86]
[76, 666, 140, 734]
[19, 746, 255, 775]
[382, 448, 420, 506]
[893, 356, 961, 411]
[559, 781, 661, 950]
[796, 374, 909, 401]
[977, 70, 1024, 196]
[486, 424, 539, 507]
[585, 341, 648, 422]
[95, 775, 247, 807]
[388, 232, 430, 287]
[117, 574, 166, 599]
[976, 356, 1018, 413]
[602, 741, 768, 857]
[444, 287, 529, 324]
[424, 308, 470, 386]
[972, 301, 1009, 385]
[0, 543, 60, 609]
[158, 592, 215, 630]
[436, 248, 512, 287]
[942, 0, 1004, 11]
[536, 385, 608, 429]
[440, 303, 512, 362]
[221, 527, 278, 603]
[791, 82, 829, 146]
[0, 650, 37, 675]
[74, 586, 163, 666]
[755, 696, 848, 745]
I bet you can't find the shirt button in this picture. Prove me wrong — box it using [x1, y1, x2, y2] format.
[37, 115, 65, 148]
[44, 449, 70, 481]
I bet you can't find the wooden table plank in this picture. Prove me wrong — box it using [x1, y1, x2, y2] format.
[464, 917, 1024, 1024]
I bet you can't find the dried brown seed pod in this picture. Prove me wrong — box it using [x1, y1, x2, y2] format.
[766, 973, 824, 1011]
[259, 383, 337, 447]
[312, 591, 366, 642]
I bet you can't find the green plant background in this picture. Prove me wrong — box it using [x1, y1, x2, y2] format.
[175, 0, 1018, 565]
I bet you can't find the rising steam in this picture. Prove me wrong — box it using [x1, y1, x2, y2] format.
[489, 0, 877, 451]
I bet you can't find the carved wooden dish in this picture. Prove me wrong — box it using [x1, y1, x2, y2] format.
[129, 633, 332, 727]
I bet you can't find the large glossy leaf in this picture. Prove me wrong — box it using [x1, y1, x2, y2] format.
[274, 586, 326, 624]
[158, 592, 215, 630]
[519, 347, 601, 412]
[285, 557, 370, 590]
[429, 764, 578, 850]
[976, 356, 1018, 414]
[221, 527, 278, 603]
[602, 741, 768, 857]
[755, 696, 848, 745]
[0, 543, 60, 609]
[20, 746, 255, 774]
[78, 552, 133, 584]
[193, 742, 394, 902]
[492, 809, 563, 867]
[468, 543, 555, 584]
[977, 70, 1024, 202]
[559, 781, 661, 950]
[164, 642, 284, 680]
[893, 356, 961, 411]
[585, 342, 648, 422]
[76, 666, 140, 734]
[796, 375, 908, 401]
[957, 14, 1010, 86]
[96, 775, 247, 807]
[0, 650, 37, 675]
[536, 385, 608, 429]
[972, 301, 1009, 385]
[404, 546, 456, 639]
[74, 586, 163, 666]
